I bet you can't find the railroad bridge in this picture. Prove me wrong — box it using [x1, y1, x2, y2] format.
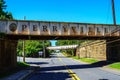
[0, 20, 120, 71]
[47, 45, 78, 50]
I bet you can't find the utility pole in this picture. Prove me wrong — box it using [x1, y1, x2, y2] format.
[23, 40, 25, 62]
[43, 40, 46, 58]
[23, 16, 26, 62]
[112, 0, 116, 26]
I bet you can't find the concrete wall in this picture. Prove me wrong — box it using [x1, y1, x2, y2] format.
[0, 39, 18, 71]
[76, 40, 106, 60]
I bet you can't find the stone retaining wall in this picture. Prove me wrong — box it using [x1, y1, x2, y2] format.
[76, 40, 106, 60]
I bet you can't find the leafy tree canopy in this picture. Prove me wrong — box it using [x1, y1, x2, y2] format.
[17, 40, 51, 57]
[0, 0, 13, 20]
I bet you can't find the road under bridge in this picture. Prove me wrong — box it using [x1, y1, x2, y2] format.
[0, 20, 120, 71]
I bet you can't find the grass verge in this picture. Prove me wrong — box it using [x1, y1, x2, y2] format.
[17, 62, 30, 67]
[108, 62, 120, 70]
[63, 53, 98, 64]
[72, 56, 98, 64]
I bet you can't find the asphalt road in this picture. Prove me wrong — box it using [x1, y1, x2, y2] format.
[20, 53, 120, 80]
[22, 53, 73, 80]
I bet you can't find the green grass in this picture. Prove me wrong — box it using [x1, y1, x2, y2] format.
[108, 62, 120, 70]
[73, 56, 120, 70]
[17, 62, 30, 67]
[62, 53, 72, 57]
[72, 56, 98, 63]
[79, 58, 98, 63]
[63, 53, 98, 64]
[72, 56, 79, 60]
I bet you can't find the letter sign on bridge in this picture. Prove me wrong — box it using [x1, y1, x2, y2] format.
[0, 20, 120, 37]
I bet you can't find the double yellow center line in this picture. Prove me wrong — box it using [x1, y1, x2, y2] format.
[58, 56, 80, 80]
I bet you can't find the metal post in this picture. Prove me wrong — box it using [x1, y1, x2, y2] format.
[43, 40, 46, 58]
[23, 16, 26, 62]
[23, 40, 25, 62]
[112, 0, 116, 26]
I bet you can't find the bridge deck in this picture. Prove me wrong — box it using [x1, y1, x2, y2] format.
[0, 20, 120, 40]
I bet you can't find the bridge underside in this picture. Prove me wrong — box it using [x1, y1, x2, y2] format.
[6, 35, 120, 40]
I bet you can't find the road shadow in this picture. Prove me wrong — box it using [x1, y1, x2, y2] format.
[38, 61, 114, 71]
[26, 71, 72, 80]
[26, 62, 48, 65]
[99, 79, 109, 80]
[91, 60, 114, 67]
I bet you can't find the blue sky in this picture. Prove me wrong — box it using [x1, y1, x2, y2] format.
[5, 0, 120, 24]
[5, 0, 120, 46]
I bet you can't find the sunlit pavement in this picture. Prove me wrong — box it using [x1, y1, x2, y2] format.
[18, 53, 120, 80]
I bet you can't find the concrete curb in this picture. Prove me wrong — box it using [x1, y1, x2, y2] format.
[18, 70, 34, 80]
[1, 70, 34, 80]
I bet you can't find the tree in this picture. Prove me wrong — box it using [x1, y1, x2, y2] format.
[5, 12, 13, 20]
[0, 0, 13, 20]
[56, 40, 84, 46]
[17, 40, 51, 57]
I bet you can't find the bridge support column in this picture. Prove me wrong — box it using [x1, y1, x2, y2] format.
[0, 39, 18, 72]
[106, 39, 120, 61]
